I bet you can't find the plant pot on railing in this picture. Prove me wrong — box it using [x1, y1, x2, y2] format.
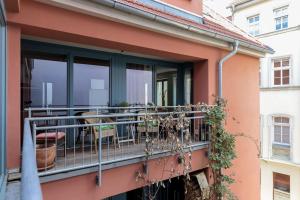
[36, 143, 56, 171]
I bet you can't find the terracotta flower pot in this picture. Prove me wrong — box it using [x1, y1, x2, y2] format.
[36, 143, 56, 171]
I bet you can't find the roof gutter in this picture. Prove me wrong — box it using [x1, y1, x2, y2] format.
[218, 41, 239, 97]
[91, 0, 273, 54]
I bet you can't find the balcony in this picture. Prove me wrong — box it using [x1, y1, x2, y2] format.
[21, 106, 210, 199]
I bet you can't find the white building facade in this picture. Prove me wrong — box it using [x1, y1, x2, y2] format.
[231, 0, 300, 200]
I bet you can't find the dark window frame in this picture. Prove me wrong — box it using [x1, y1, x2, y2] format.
[21, 40, 182, 108]
[273, 172, 290, 196]
[0, 0, 7, 198]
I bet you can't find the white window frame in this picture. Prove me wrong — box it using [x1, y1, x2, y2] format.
[274, 6, 289, 31]
[272, 56, 292, 87]
[247, 14, 260, 36]
[272, 116, 291, 146]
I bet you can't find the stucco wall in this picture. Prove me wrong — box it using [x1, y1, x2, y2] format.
[6, 0, 260, 199]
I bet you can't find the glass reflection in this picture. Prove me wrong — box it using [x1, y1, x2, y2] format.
[21, 54, 67, 108]
[73, 57, 110, 106]
[126, 63, 152, 105]
[156, 67, 177, 106]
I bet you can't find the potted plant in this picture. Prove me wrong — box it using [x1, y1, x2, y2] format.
[118, 101, 129, 113]
[36, 143, 56, 171]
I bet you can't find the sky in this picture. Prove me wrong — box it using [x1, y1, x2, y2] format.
[203, 0, 232, 17]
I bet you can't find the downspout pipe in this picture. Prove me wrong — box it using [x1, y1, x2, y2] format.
[218, 41, 239, 98]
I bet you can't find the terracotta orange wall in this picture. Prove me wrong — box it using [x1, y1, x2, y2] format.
[223, 55, 260, 200]
[5, 0, 220, 170]
[6, 0, 212, 61]
[160, 0, 203, 15]
[193, 53, 260, 200]
[5, 0, 260, 199]
[7, 24, 21, 169]
[42, 149, 208, 200]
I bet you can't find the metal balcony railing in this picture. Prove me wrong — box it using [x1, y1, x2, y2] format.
[21, 119, 43, 200]
[21, 105, 210, 197]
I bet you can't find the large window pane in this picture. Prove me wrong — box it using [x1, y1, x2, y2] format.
[73, 57, 110, 106]
[126, 63, 152, 105]
[21, 54, 67, 108]
[184, 68, 193, 105]
[273, 173, 290, 193]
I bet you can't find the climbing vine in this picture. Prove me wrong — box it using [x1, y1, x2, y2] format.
[135, 98, 258, 200]
[135, 106, 194, 200]
[202, 98, 237, 200]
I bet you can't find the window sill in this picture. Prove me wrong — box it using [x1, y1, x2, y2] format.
[261, 157, 300, 168]
[260, 85, 300, 91]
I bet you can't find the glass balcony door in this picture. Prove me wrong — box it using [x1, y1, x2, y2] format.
[156, 66, 177, 106]
[73, 56, 110, 107]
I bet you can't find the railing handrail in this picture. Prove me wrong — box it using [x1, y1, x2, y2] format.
[33, 115, 205, 131]
[25, 105, 213, 111]
[21, 119, 43, 200]
[27, 110, 206, 122]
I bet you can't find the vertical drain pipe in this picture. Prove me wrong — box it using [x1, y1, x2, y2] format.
[218, 41, 239, 97]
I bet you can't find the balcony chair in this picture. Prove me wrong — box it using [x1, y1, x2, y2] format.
[81, 111, 120, 154]
[136, 111, 160, 143]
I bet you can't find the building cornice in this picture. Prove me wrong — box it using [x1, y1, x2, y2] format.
[257, 25, 300, 38]
[260, 85, 300, 91]
[230, 0, 267, 11]
[261, 158, 300, 169]
[35, 0, 270, 57]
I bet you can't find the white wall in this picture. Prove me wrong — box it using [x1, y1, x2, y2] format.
[259, 29, 300, 88]
[260, 89, 300, 163]
[261, 161, 300, 200]
[233, 0, 300, 35]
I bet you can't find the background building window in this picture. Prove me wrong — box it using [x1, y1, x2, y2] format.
[273, 172, 290, 200]
[272, 57, 290, 86]
[126, 63, 152, 105]
[272, 116, 290, 160]
[247, 15, 260, 36]
[73, 57, 110, 106]
[274, 6, 288, 30]
[273, 116, 290, 145]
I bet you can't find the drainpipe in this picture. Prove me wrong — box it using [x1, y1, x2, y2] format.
[218, 41, 239, 98]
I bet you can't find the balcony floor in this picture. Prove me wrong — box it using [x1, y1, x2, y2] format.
[38, 140, 208, 175]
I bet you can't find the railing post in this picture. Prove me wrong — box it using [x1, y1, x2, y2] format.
[181, 128, 183, 143]
[28, 107, 32, 118]
[33, 122, 37, 157]
[96, 119, 102, 186]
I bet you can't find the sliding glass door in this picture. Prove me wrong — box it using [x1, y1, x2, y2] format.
[126, 63, 152, 106]
[156, 66, 177, 106]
